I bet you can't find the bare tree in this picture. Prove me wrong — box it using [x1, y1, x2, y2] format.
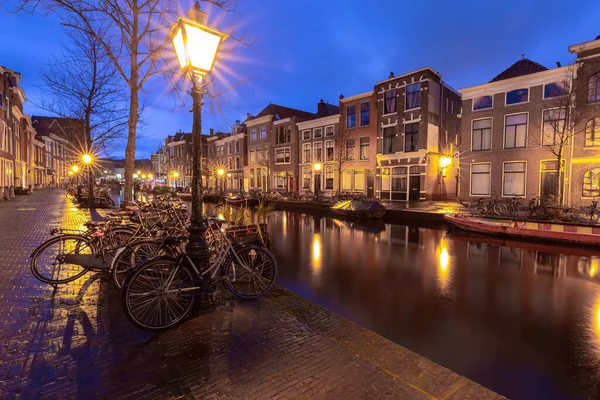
[332, 128, 351, 192]
[12, 0, 246, 203]
[36, 28, 128, 205]
[531, 63, 590, 205]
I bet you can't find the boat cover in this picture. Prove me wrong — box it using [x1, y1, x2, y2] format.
[331, 200, 386, 212]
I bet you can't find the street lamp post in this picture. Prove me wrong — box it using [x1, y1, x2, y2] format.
[313, 163, 322, 200]
[83, 153, 93, 207]
[171, 2, 228, 267]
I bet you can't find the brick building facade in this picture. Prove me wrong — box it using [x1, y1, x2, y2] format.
[374, 68, 461, 201]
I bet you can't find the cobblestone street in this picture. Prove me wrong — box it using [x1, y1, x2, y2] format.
[0, 190, 502, 399]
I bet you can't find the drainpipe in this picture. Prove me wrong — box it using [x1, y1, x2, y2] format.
[439, 81, 444, 201]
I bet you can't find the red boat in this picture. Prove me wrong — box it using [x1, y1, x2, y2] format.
[444, 214, 600, 247]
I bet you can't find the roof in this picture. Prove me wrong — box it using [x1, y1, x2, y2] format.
[490, 58, 549, 83]
[254, 103, 314, 121]
[31, 115, 85, 147]
[313, 102, 340, 120]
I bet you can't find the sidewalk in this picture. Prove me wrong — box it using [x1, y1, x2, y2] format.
[0, 190, 501, 399]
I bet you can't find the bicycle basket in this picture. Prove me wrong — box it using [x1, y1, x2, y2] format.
[224, 223, 269, 248]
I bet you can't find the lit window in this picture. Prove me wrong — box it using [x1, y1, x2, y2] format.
[359, 137, 369, 160]
[585, 117, 600, 147]
[275, 147, 290, 164]
[503, 162, 526, 196]
[504, 113, 527, 149]
[472, 118, 492, 151]
[542, 108, 566, 146]
[471, 163, 491, 196]
[260, 127, 267, 139]
[313, 142, 322, 162]
[302, 143, 311, 163]
[325, 140, 334, 161]
[583, 168, 600, 197]
[346, 138, 355, 160]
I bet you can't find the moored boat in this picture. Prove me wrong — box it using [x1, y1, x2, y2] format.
[330, 200, 386, 219]
[177, 192, 192, 201]
[445, 213, 600, 247]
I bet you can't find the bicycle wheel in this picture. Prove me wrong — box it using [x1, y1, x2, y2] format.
[104, 227, 135, 253]
[532, 206, 549, 220]
[468, 202, 483, 215]
[224, 245, 278, 299]
[112, 239, 163, 290]
[121, 256, 196, 331]
[493, 203, 507, 216]
[31, 235, 93, 284]
[577, 207, 600, 224]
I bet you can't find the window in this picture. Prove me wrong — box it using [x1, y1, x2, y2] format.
[228, 157, 232, 169]
[503, 162, 526, 196]
[347, 105, 356, 128]
[249, 146, 255, 162]
[275, 147, 290, 164]
[542, 109, 566, 146]
[473, 95, 493, 111]
[227, 142, 232, 155]
[583, 168, 600, 197]
[251, 129, 257, 141]
[313, 142, 322, 162]
[360, 102, 370, 126]
[382, 126, 395, 154]
[302, 130, 311, 140]
[325, 165, 334, 189]
[472, 118, 492, 151]
[544, 81, 568, 98]
[451, 101, 454, 115]
[445, 98, 449, 112]
[471, 163, 491, 196]
[504, 113, 527, 148]
[275, 125, 291, 144]
[406, 83, 420, 110]
[346, 138, 355, 160]
[404, 122, 419, 152]
[359, 137, 369, 160]
[325, 140, 334, 161]
[384, 90, 397, 114]
[354, 170, 365, 191]
[325, 126, 335, 136]
[274, 174, 286, 189]
[506, 88, 529, 105]
[589, 73, 600, 103]
[302, 167, 311, 189]
[302, 143, 311, 163]
[585, 118, 600, 147]
[260, 127, 267, 140]
[262, 146, 268, 162]
[256, 169, 262, 189]
[342, 170, 352, 190]
[313, 128, 323, 139]
[235, 156, 240, 169]
[235, 140, 240, 153]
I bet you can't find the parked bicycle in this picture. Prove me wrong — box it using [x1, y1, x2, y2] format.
[468, 191, 505, 216]
[577, 199, 600, 224]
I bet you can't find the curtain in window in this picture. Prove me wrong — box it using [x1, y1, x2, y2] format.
[405, 122, 419, 152]
[471, 164, 490, 195]
[472, 119, 492, 151]
[542, 109, 566, 145]
[505, 114, 527, 148]
[342, 170, 352, 190]
[503, 162, 526, 196]
[406, 84, 420, 109]
[384, 90, 397, 114]
[354, 171, 365, 191]
[383, 127, 395, 154]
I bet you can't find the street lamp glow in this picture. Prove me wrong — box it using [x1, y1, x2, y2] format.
[104, 170, 108, 173]
[148, 174, 153, 179]
[142, 174, 147, 179]
[170, 3, 229, 79]
[82, 154, 92, 164]
[313, 163, 322, 172]
[217, 169, 225, 176]
[227, 172, 232, 178]
[68, 171, 74, 176]
[133, 173, 139, 179]
[440, 157, 452, 168]
[136, 170, 142, 175]
[71, 165, 79, 173]
[173, 171, 180, 178]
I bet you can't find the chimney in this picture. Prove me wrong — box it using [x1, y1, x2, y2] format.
[209, 128, 214, 136]
[388, 71, 394, 78]
[317, 99, 327, 114]
[187, 1, 207, 24]
[339, 94, 344, 100]
[556, 61, 562, 67]
[235, 119, 240, 125]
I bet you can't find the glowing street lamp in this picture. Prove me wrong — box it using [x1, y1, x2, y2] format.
[148, 173, 153, 179]
[133, 173, 139, 179]
[313, 163, 322, 200]
[68, 170, 74, 176]
[71, 165, 79, 173]
[170, 2, 228, 267]
[136, 170, 142, 175]
[440, 156, 452, 178]
[82, 154, 92, 164]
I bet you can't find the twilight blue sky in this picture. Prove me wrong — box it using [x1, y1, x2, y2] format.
[1, 0, 599, 158]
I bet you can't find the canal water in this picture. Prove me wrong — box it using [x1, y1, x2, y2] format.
[126, 194, 600, 399]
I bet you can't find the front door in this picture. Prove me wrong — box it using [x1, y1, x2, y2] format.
[289, 177, 294, 192]
[367, 175, 374, 198]
[541, 171, 558, 204]
[409, 176, 420, 201]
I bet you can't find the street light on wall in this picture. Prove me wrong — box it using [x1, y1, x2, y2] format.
[217, 168, 225, 196]
[440, 156, 452, 178]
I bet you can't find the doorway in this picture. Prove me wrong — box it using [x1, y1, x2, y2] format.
[409, 176, 421, 201]
[541, 172, 557, 204]
[367, 175, 374, 198]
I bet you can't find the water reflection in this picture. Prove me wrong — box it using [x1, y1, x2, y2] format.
[267, 211, 600, 400]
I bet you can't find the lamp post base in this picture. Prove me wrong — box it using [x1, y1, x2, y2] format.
[185, 221, 210, 270]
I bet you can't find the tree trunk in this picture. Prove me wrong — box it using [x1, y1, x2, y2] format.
[123, 12, 139, 203]
[337, 165, 342, 192]
[85, 109, 94, 207]
[556, 152, 563, 206]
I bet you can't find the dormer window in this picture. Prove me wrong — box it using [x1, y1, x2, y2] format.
[473, 95, 493, 111]
[506, 88, 529, 105]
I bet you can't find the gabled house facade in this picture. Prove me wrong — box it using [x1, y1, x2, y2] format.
[375, 67, 461, 201]
[297, 100, 340, 195]
[338, 92, 377, 197]
[245, 103, 314, 192]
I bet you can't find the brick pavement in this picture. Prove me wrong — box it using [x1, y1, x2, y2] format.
[0, 189, 503, 399]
